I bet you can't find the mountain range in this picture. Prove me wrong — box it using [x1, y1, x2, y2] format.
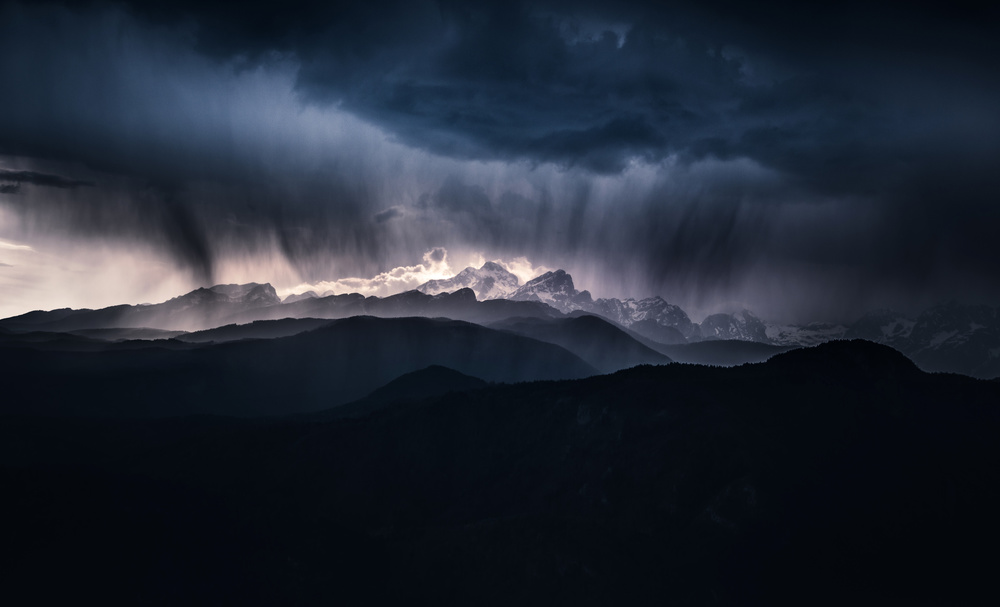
[414, 262, 1000, 377]
[3, 265, 999, 604]
[0, 316, 598, 417]
[3, 262, 998, 378]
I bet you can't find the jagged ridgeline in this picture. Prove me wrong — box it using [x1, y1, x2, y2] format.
[4, 262, 998, 378]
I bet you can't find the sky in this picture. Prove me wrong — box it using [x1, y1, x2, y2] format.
[1, 0, 998, 322]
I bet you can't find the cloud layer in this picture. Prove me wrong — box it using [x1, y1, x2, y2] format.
[1, 0, 998, 321]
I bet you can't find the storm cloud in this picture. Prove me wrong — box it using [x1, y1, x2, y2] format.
[0, 0, 997, 321]
[99, 0, 1000, 183]
[0, 169, 95, 190]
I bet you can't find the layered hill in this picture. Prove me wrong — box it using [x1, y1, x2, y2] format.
[0, 283, 281, 332]
[489, 315, 671, 373]
[0, 316, 596, 417]
[4, 266, 999, 378]
[0, 285, 562, 333]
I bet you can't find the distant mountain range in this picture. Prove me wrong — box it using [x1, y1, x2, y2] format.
[488, 315, 671, 374]
[417, 262, 1000, 378]
[0, 283, 560, 332]
[416, 265, 778, 345]
[0, 282, 283, 332]
[2, 262, 998, 378]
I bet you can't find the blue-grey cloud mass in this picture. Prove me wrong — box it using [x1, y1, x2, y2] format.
[0, 0, 997, 321]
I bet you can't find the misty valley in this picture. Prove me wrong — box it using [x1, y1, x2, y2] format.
[2, 273, 999, 605]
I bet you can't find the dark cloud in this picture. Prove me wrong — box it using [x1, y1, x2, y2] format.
[373, 206, 403, 223]
[74, 0, 999, 187]
[0, 0, 997, 320]
[8, 0, 999, 186]
[426, 247, 446, 263]
[0, 169, 94, 190]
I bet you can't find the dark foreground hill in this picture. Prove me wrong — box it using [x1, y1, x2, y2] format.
[1, 340, 998, 605]
[0, 316, 595, 417]
[308, 365, 491, 421]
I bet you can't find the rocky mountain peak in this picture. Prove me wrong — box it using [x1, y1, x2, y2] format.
[176, 283, 280, 307]
[479, 261, 508, 273]
[699, 309, 770, 343]
[509, 270, 594, 314]
[416, 262, 519, 300]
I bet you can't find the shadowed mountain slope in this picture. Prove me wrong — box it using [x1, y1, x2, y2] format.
[69, 328, 189, 341]
[0, 283, 281, 332]
[0, 286, 565, 333]
[1, 340, 997, 605]
[364, 364, 488, 404]
[1, 316, 596, 417]
[5, 278, 997, 379]
[177, 318, 334, 343]
[309, 365, 490, 421]
[489, 315, 671, 373]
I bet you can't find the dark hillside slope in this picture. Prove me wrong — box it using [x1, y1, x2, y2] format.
[0, 286, 563, 333]
[489, 314, 671, 372]
[177, 318, 334, 343]
[69, 328, 188, 341]
[0, 316, 595, 417]
[1, 340, 998, 605]
[309, 365, 490, 421]
[363, 364, 488, 406]
[0, 283, 281, 332]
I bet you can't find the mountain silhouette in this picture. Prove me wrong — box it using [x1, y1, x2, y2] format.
[177, 318, 334, 343]
[0, 284, 564, 333]
[0, 283, 281, 332]
[4, 279, 999, 378]
[0, 316, 596, 417]
[309, 365, 490, 421]
[489, 314, 671, 373]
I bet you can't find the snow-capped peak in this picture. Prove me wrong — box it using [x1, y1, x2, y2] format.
[416, 261, 520, 300]
[508, 270, 596, 313]
[699, 309, 770, 342]
[591, 295, 697, 338]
